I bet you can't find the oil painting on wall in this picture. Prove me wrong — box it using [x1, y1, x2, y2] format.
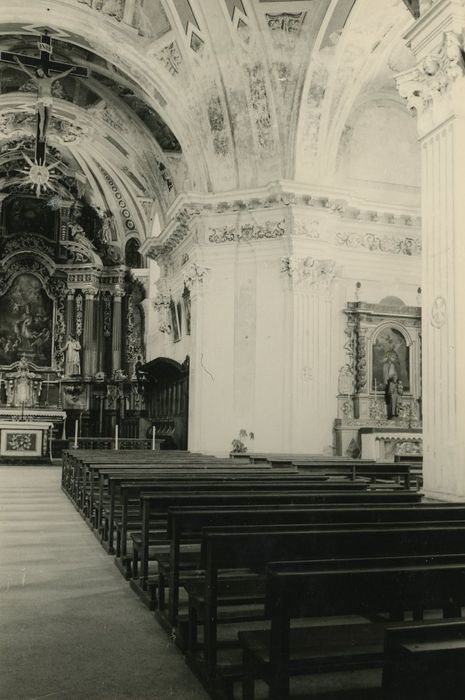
[372, 327, 410, 391]
[0, 274, 53, 367]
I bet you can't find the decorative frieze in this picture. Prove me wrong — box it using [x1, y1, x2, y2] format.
[208, 219, 285, 244]
[336, 231, 421, 256]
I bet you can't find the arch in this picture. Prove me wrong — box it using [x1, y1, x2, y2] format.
[142, 355, 189, 449]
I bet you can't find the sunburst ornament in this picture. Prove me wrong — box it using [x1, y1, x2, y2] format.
[20, 152, 59, 197]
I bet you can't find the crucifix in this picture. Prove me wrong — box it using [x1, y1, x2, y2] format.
[0, 33, 88, 165]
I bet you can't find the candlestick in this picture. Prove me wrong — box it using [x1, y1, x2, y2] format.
[152, 426, 156, 451]
[115, 424, 119, 451]
[74, 419, 78, 449]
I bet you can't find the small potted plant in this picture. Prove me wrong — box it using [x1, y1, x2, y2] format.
[231, 428, 254, 454]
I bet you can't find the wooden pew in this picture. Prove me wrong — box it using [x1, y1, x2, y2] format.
[71, 456, 258, 512]
[239, 558, 465, 700]
[187, 523, 465, 683]
[103, 472, 340, 546]
[383, 619, 465, 700]
[163, 503, 465, 627]
[92, 466, 300, 533]
[113, 480, 373, 574]
[107, 476, 350, 563]
[138, 490, 422, 591]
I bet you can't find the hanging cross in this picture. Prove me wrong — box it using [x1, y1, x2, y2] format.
[0, 33, 89, 165]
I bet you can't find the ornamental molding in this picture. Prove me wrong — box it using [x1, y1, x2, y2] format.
[145, 206, 200, 260]
[336, 231, 421, 256]
[183, 263, 210, 290]
[265, 12, 307, 34]
[281, 256, 337, 290]
[156, 40, 183, 76]
[140, 185, 420, 261]
[431, 295, 447, 328]
[208, 219, 286, 244]
[396, 30, 465, 114]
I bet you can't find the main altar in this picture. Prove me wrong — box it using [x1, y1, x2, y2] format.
[0, 192, 150, 455]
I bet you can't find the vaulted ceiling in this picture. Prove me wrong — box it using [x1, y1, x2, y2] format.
[0, 0, 418, 246]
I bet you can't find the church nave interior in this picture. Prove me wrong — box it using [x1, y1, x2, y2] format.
[1, 0, 465, 699]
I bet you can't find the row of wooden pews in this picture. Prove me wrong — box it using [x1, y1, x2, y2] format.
[62, 449, 465, 699]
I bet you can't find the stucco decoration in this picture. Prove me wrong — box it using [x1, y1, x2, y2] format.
[336, 232, 421, 256]
[281, 256, 337, 290]
[208, 220, 285, 244]
[396, 31, 465, 115]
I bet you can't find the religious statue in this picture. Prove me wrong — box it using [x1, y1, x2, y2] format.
[62, 335, 81, 376]
[385, 378, 403, 419]
[13, 57, 75, 145]
[5, 355, 42, 408]
[98, 211, 116, 245]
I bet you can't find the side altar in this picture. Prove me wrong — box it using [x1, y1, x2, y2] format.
[0, 355, 65, 460]
[334, 299, 422, 461]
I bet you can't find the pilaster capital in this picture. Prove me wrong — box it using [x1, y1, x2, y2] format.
[84, 288, 98, 299]
[281, 256, 337, 293]
[396, 30, 465, 127]
[183, 263, 211, 290]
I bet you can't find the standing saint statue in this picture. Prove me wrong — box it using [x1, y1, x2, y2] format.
[62, 335, 81, 376]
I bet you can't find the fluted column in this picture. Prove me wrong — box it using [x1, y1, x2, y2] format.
[83, 290, 98, 377]
[112, 291, 123, 375]
[66, 290, 75, 338]
[397, 1, 465, 498]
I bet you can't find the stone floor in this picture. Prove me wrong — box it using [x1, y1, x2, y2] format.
[0, 466, 210, 700]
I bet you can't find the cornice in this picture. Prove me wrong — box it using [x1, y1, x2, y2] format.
[140, 181, 422, 261]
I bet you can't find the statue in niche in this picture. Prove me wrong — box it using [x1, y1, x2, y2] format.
[62, 335, 81, 376]
[385, 378, 403, 419]
[372, 327, 409, 391]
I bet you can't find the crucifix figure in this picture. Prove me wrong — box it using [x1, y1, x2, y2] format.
[0, 33, 88, 165]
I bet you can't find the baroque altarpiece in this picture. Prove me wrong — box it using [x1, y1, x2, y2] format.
[0, 193, 148, 447]
[335, 299, 422, 461]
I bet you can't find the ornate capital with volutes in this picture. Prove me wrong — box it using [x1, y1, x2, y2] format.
[396, 30, 465, 116]
[281, 256, 337, 291]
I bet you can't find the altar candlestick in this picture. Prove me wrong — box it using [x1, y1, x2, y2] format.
[46, 373, 50, 404]
[74, 419, 78, 449]
[374, 379, 377, 398]
[115, 424, 119, 451]
[152, 426, 156, 451]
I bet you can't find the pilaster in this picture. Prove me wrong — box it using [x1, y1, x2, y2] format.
[397, 0, 465, 498]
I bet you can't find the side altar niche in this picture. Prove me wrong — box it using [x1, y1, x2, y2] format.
[334, 300, 422, 461]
